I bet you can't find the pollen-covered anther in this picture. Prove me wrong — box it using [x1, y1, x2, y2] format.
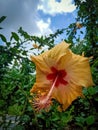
[32, 95, 52, 112]
[32, 75, 59, 112]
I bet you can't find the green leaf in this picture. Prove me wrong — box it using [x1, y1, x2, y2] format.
[11, 32, 19, 41]
[88, 87, 96, 95]
[0, 34, 7, 42]
[0, 16, 6, 23]
[8, 104, 22, 115]
[76, 116, 85, 125]
[52, 116, 59, 121]
[80, 31, 83, 34]
[6, 42, 11, 47]
[0, 100, 5, 108]
[12, 125, 25, 130]
[95, 97, 98, 101]
[20, 115, 30, 123]
[86, 115, 95, 125]
[0, 27, 3, 29]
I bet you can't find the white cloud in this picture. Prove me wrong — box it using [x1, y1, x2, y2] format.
[0, 0, 76, 45]
[38, 0, 76, 15]
[36, 18, 52, 35]
[0, 0, 52, 39]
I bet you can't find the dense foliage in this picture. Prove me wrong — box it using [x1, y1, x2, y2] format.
[0, 0, 98, 129]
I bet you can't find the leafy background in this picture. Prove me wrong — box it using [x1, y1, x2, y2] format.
[0, 0, 98, 130]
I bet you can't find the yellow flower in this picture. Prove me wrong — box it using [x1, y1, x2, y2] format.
[76, 22, 83, 29]
[30, 41, 94, 112]
[32, 43, 42, 49]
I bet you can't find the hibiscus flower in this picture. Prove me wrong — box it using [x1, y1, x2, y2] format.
[30, 41, 94, 112]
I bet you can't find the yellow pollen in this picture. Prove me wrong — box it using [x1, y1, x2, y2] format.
[32, 76, 58, 111]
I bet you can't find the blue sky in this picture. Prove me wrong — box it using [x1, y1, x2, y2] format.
[39, 10, 76, 29]
[0, 0, 79, 44]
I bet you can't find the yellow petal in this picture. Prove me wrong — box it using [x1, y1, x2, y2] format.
[31, 41, 70, 68]
[30, 55, 50, 73]
[30, 66, 51, 93]
[52, 83, 83, 110]
[57, 50, 94, 87]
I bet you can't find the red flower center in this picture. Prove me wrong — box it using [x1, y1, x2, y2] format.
[47, 67, 68, 87]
